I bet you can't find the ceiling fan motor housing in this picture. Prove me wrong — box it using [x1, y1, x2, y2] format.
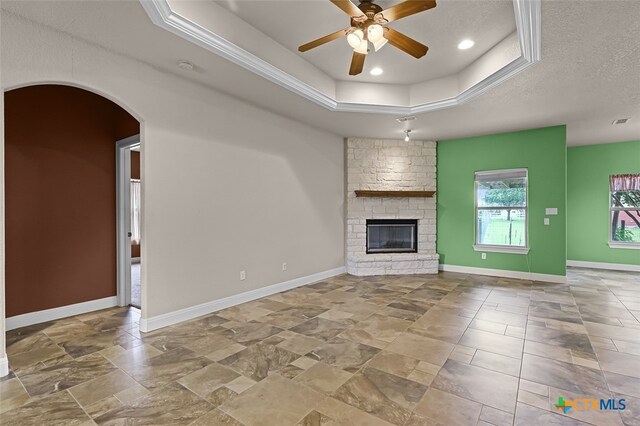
[358, 1, 383, 20]
[299, 0, 436, 75]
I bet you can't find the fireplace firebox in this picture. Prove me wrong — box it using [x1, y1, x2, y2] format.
[366, 219, 418, 254]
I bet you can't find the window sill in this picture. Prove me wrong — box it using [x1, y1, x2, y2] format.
[473, 245, 530, 255]
[608, 242, 640, 250]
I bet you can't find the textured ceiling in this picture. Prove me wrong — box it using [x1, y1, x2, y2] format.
[214, 0, 516, 84]
[1, 0, 639, 146]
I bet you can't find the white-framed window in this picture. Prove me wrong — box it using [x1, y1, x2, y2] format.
[608, 174, 640, 249]
[474, 168, 529, 254]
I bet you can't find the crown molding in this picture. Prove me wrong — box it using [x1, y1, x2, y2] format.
[140, 0, 541, 115]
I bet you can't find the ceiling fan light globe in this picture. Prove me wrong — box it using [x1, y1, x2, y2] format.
[367, 24, 384, 43]
[354, 39, 369, 54]
[372, 37, 388, 51]
[347, 29, 364, 49]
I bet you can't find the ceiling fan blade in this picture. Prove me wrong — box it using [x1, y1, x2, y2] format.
[330, 0, 366, 18]
[299, 29, 349, 52]
[384, 27, 428, 58]
[376, 0, 436, 23]
[349, 52, 366, 75]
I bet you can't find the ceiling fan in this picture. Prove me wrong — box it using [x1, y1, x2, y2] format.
[298, 0, 437, 76]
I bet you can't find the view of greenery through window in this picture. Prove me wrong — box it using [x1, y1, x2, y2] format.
[477, 211, 526, 246]
[477, 176, 527, 247]
[611, 190, 640, 243]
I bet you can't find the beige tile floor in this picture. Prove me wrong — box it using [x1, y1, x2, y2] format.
[1, 268, 639, 425]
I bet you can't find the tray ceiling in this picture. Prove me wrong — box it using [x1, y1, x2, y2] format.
[215, 0, 517, 85]
[141, 0, 541, 114]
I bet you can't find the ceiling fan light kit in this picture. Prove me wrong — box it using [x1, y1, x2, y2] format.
[372, 36, 388, 52]
[354, 38, 369, 54]
[367, 24, 384, 43]
[347, 29, 364, 48]
[299, 0, 437, 76]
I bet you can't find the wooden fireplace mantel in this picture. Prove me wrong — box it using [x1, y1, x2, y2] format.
[354, 190, 436, 198]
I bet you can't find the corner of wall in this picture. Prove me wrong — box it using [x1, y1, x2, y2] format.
[0, 5, 7, 366]
[0, 355, 9, 377]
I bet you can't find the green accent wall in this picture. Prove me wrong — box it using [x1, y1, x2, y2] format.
[567, 140, 640, 265]
[437, 126, 567, 277]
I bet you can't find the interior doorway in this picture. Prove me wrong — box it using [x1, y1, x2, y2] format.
[116, 136, 142, 309]
[4, 85, 140, 327]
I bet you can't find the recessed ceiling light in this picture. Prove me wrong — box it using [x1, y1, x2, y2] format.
[370, 67, 383, 76]
[458, 39, 475, 50]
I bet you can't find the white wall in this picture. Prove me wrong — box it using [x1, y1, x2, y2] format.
[0, 11, 345, 337]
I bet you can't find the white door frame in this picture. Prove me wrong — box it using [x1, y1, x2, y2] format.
[116, 135, 140, 307]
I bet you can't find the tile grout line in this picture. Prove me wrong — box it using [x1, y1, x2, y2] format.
[508, 280, 531, 426]
[101, 353, 153, 408]
[573, 273, 626, 426]
[65, 389, 94, 424]
[461, 274, 500, 426]
[563, 274, 615, 426]
[515, 273, 615, 426]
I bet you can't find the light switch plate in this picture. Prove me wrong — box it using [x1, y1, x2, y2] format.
[545, 208, 558, 215]
[544, 218, 550, 225]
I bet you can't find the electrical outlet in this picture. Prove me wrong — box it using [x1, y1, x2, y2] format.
[282, 262, 287, 271]
[481, 253, 487, 260]
[544, 218, 550, 225]
[240, 270, 246, 281]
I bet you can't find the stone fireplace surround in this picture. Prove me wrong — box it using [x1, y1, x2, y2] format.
[346, 138, 439, 276]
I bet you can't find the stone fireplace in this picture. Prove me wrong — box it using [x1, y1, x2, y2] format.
[346, 138, 439, 275]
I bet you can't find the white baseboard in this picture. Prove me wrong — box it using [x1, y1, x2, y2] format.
[139, 266, 346, 332]
[0, 355, 9, 377]
[6, 296, 119, 331]
[567, 260, 640, 272]
[439, 264, 566, 283]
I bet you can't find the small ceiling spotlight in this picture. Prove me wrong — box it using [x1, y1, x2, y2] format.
[178, 60, 195, 71]
[458, 39, 475, 50]
[404, 129, 412, 142]
[396, 115, 416, 123]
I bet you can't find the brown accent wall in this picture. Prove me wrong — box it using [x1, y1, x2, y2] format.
[131, 151, 141, 180]
[4, 85, 139, 317]
[131, 151, 141, 258]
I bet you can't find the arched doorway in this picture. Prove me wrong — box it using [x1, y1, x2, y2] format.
[4, 84, 141, 328]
